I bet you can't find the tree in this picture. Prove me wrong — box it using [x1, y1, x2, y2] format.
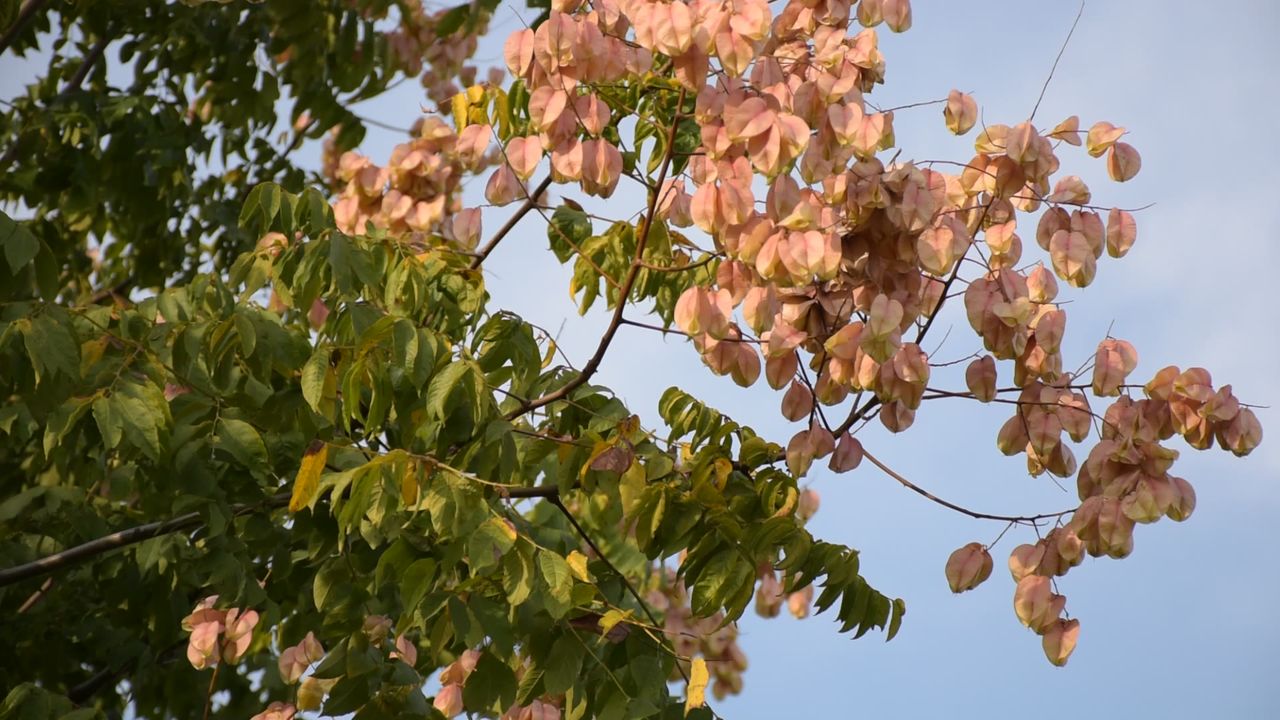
[0, 0, 1264, 718]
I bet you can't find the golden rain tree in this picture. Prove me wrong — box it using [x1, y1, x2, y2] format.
[0, 0, 1263, 718]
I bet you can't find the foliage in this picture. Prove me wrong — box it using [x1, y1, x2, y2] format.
[0, 0, 1262, 719]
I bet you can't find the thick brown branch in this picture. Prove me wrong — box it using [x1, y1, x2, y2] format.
[0, 493, 289, 588]
[505, 89, 687, 421]
[861, 448, 1074, 524]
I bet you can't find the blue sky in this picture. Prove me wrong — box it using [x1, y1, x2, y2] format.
[5, 1, 1277, 717]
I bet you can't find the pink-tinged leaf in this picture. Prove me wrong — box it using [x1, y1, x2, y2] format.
[449, 208, 482, 251]
[652, 0, 694, 56]
[1049, 229, 1096, 288]
[997, 414, 1029, 455]
[1219, 408, 1262, 457]
[1007, 543, 1046, 581]
[1035, 206, 1070, 251]
[883, 0, 912, 31]
[765, 351, 798, 390]
[786, 430, 815, 477]
[1034, 309, 1066, 354]
[1047, 116, 1081, 145]
[730, 342, 761, 387]
[485, 164, 524, 206]
[1105, 208, 1137, 258]
[1085, 121, 1125, 157]
[724, 96, 775, 140]
[581, 138, 623, 197]
[824, 321, 865, 361]
[1005, 122, 1039, 164]
[742, 284, 778, 335]
[1092, 338, 1139, 396]
[528, 86, 569, 133]
[781, 380, 814, 421]
[1042, 618, 1081, 666]
[504, 28, 535, 78]
[1106, 142, 1141, 182]
[829, 433, 864, 473]
[945, 542, 994, 593]
[505, 136, 543, 181]
[716, 259, 753, 306]
[867, 294, 904, 338]
[1047, 175, 1091, 205]
[766, 319, 807, 358]
[455, 123, 491, 169]
[551, 137, 584, 181]
[944, 89, 978, 135]
[1027, 264, 1059, 303]
[857, 0, 885, 26]
[574, 92, 612, 136]
[879, 400, 915, 432]
[1013, 575, 1064, 633]
[966, 356, 997, 402]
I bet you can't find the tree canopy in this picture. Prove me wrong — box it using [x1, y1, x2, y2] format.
[0, 1, 1263, 719]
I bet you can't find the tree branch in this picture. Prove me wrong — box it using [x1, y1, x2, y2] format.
[470, 174, 554, 269]
[860, 448, 1074, 524]
[0, 493, 289, 588]
[505, 89, 688, 421]
[0, 0, 49, 58]
[548, 495, 690, 683]
[0, 29, 112, 172]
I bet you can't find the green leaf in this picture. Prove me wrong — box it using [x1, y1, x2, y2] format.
[541, 633, 585, 695]
[301, 347, 331, 415]
[108, 380, 169, 460]
[462, 652, 517, 713]
[20, 314, 79, 384]
[399, 558, 437, 615]
[538, 551, 574, 619]
[468, 517, 517, 573]
[424, 360, 471, 419]
[502, 543, 535, 606]
[0, 211, 38, 274]
[887, 597, 907, 641]
[217, 418, 268, 470]
[547, 205, 592, 263]
[91, 395, 122, 450]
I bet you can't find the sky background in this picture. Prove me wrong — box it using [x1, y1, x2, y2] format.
[5, 1, 1279, 718]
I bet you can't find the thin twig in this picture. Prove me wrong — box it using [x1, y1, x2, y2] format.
[549, 496, 690, 683]
[202, 663, 220, 720]
[0, 0, 49, 57]
[1030, 1, 1086, 122]
[470, 175, 554, 269]
[861, 448, 1075, 523]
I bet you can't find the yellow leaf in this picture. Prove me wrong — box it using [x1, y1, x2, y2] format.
[289, 440, 328, 513]
[685, 657, 708, 715]
[712, 458, 732, 490]
[617, 414, 640, 437]
[451, 92, 470, 130]
[400, 463, 420, 506]
[598, 608, 632, 636]
[541, 337, 556, 369]
[619, 462, 646, 516]
[566, 550, 592, 582]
